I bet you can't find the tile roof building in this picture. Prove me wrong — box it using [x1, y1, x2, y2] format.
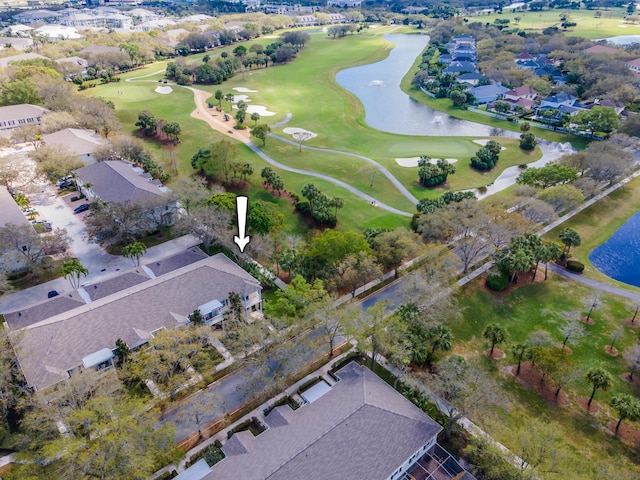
[204, 362, 474, 480]
[9, 253, 262, 391]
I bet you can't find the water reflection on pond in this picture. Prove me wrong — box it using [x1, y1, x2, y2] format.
[335, 34, 515, 137]
[589, 212, 640, 288]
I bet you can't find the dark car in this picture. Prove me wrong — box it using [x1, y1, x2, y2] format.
[47, 290, 59, 298]
[73, 203, 90, 214]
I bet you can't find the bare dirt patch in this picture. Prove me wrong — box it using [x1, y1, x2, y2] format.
[606, 421, 640, 444]
[579, 316, 595, 325]
[508, 362, 568, 406]
[621, 372, 640, 385]
[623, 318, 640, 328]
[605, 345, 619, 357]
[578, 397, 599, 414]
[485, 348, 506, 359]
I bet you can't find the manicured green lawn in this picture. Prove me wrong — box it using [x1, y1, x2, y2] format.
[544, 175, 640, 291]
[453, 276, 640, 478]
[468, 7, 633, 38]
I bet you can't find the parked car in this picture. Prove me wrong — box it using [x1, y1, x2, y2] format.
[31, 220, 52, 232]
[47, 290, 59, 298]
[57, 176, 74, 188]
[73, 203, 90, 214]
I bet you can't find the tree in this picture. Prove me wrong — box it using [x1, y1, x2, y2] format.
[432, 355, 506, 440]
[135, 110, 157, 136]
[0, 224, 69, 267]
[538, 185, 584, 213]
[335, 251, 382, 297]
[426, 325, 453, 355]
[516, 163, 578, 189]
[62, 259, 88, 289]
[511, 344, 531, 375]
[559, 228, 581, 255]
[250, 112, 260, 126]
[162, 121, 181, 143]
[311, 300, 353, 358]
[191, 140, 239, 183]
[30, 145, 84, 181]
[610, 393, 640, 433]
[225, 93, 234, 111]
[214, 89, 223, 109]
[370, 228, 421, 278]
[483, 324, 508, 354]
[560, 320, 585, 350]
[585, 366, 613, 407]
[174, 204, 232, 253]
[122, 241, 147, 267]
[624, 344, 640, 381]
[113, 338, 131, 366]
[292, 131, 314, 152]
[471, 140, 502, 171]
[608, 326, 625, 353]
[251, 123, 270, 147]
[573, 106, 620, 137]
[519, 132, 537, 151]
[450, 90, 467, 107]
[418, 157, 456, 187]
[267, 275, 329, 320]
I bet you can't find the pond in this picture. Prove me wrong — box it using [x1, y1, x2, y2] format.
[588, 212, 640, 287]
[335, 33, 514, 137]
[594, 35, 640, 46]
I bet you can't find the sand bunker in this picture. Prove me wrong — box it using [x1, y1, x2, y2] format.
[233, 87, 257, 93]
[283, 127, 318, 139]
[395, 157, 458, 167]
[473, 139, 506, 150]
[231, 94, 251, 103]
[245, 105, 276, 116]
[155, 86, 173, 94]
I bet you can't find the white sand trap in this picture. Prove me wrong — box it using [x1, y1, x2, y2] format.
[245, 105, 276, 116]
[155, 85, 173, 94]
[283, 127, 318, 139]
[473, 139, 506, 150]
[395, 157, 457, 167]
[233, 87, 257, 93]
[231, 94, 251, 103]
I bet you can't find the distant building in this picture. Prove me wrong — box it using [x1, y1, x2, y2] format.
[625, 58, 640, 75]
[327, 0, 362, 6]
[469, 83, 509, 104]
[0, 52, 48, 69]
[42, 128, 108, 164]
[0, 104, 48, 132]
[0, 37, 34, 51]
[12, 9, 62, 24]
[32, 25, 84, 40]
[584, 45, 619, 55]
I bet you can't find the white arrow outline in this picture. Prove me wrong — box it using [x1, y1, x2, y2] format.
[233, 195, 251, 253]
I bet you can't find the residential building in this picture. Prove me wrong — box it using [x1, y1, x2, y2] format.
[1, 25, 34, 37]
[203, 362, 474, 480]
[0, 104, 48, 132]
[12, 9, 62, 24]
[0, 37, 34, 51]
[32, 25, 84, 40]
[584, 44, 619, 55]
[54, 56, 89, 79]
[294, 15, 318, 27]
[626, 58, 640, 75]
[0, 52, 48, 69]
[469, 83, 509, 104]
[503, 86, 538, 102]
[42, 128, 108, 164]
[73, 160, 178, 225]
[592, 99, 625, 115]
[443, 61, 477, 75]
[8, 252, 263, 392]
[539, 92, 577, 109]
[0, 186, 34, 269]
[327, 0, 362, 6]
[455, 72, 484, 86]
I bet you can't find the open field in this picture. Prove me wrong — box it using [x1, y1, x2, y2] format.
[83, 27, 549, 232]
[544, 175, 640, 291]
[453, 275, 640, 478]
[466, 7, 636, 39]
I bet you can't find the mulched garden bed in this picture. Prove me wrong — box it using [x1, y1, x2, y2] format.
[578, 397, 599, 414]
[508, 361, 568, 406]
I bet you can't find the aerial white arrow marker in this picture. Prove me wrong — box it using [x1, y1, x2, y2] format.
[233, 195, 251, 253]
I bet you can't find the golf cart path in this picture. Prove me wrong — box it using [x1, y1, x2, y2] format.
[184, 88, 414, 217]
[548, 264, 640, 302]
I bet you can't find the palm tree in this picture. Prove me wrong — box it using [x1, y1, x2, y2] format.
[585, 367, 613, 407]
[123, 241, 148, 267]
[62, 259, 88, 289]
[251, 112, 260, 126]
[214, 90, 223, 109]
[559, 228, 581, 255]
[426, 325, 453, 355]
[610, 393, 640, 433]
[225, 93, 234, 111]
[483, 324, 508, 355]
[511, 344, 531, 375]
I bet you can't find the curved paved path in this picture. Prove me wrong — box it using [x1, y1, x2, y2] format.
[269, 132, 420, 205]
[548, 264, 640, 302]
[123, 73, 415, 216]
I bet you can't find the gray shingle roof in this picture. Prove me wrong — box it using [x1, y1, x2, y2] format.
[4, 294, 85, 330]
[145, 247, 208, 277]
[11, 253, 261, 391]
[74, 160, 168, 204]
[0, 186, 32, 229]
[84, 271, 149, 301]
[205, 362, 442, 480]
[42, 128, 107, 157]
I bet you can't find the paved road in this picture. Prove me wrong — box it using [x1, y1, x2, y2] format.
[548, 264, 640, 302]
[269, 132, 420, 206]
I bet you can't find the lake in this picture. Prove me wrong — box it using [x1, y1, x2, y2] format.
[589, 212, 640, 287]
[335, 33, 513, 137]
